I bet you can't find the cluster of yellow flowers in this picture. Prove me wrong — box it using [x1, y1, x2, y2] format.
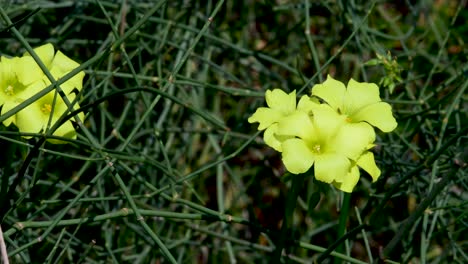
[249, 76, 397, 192]
[0, 43, 85, 143]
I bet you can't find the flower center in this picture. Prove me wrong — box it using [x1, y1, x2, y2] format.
[5, 85, 14, 96]
[313, 144, 321, 154]
[41, 103, 52, 114]
[345, 116, 352, 122]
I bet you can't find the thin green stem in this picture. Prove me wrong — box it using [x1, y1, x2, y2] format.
[5, 208, 246, 237]
[6, 166, 110, 257]
[371, 124, 468, 224]
[316, 224, 368, 263]
[110, 167, 177, 264]
[335, 192, 351, 264]
[304, 0, 323, 83]
[298, 0, 377, 94]
[355, 207, 373, 261]
[383, 159, 465, 258]
[272, 173, 305, 263]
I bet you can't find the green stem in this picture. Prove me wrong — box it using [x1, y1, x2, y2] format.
[335, 192, 351, 264]
[272, 173, 305, 263]
[383, 157, 464, 258]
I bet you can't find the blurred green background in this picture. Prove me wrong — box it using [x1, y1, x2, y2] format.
[0, 0, 467, 263]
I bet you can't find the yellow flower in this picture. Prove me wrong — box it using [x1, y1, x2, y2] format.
[15, 86, 83, 143]
[24, 43, 85, 93]
[248, 89, 319, 151]
[0, 55, 44, 126]
[332, 149, 381, 192]
[248, 76, 397, 192]
[0, 43, 85, 143]
[312, 75, 397, 132]
[277, 104, 375, 187]
[248, 89, 297, 131]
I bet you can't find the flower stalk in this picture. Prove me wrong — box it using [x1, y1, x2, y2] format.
[335, 192, 351, 264]
[272, 172, 306, 262]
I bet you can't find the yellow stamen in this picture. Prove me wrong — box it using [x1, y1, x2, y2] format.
[41, 104, 52, 114]
[313, 144, 321, 153]
[5, 85, 14, 96]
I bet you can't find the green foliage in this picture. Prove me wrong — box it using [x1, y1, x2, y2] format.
[0, 0, 466, 263]
[365, 51, 403, 94]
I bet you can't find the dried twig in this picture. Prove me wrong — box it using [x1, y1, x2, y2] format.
[0, 224, 9, 264]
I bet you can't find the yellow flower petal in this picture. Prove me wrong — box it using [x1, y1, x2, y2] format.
[0, 79, 46, 126]
[276, 111, 315, 142]
[281, 138, 315, 174]
[311, 104, 345, 140]
[46, 67, 84, 94]
[263, 124, 282, 151]
[15, 56, 44, 85]
[28, 43, 55, 68]
[333, 165, 360, 192]
[344, 79, 381, 115]
[47, 120, 78, 144]
[15, 90, 79, 138]
[63, 70, 85, 91]
[1, 100, 19, 126]
[52, 50, 80, 72]
[19, 44, 54, 85]
[50, 51, 85, 91]
[352, 102, 397, 132]
[314, 153, 350, 183]
[15, 101, 45, 136]
[330, 122, 375, 160]
[311, 75, 346, 112]
[297, 95, 319, 113]
[265, 89, 296, 114]
[248, 107, 284, 130]
[249, 89, 297, 131]
[356, 151, 381, 182]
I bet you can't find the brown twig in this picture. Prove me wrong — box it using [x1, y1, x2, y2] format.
[0, 224, 9, 264]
